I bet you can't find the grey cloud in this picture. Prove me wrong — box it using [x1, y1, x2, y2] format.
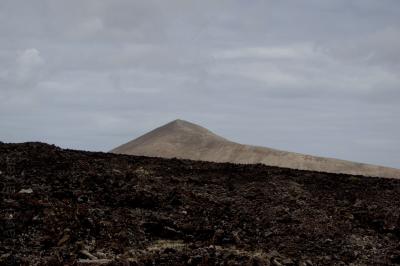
[321, 27, 400, 69]
[0, 0, 399, 168]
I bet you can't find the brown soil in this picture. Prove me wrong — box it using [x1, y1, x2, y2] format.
[1, 142, 400, 265]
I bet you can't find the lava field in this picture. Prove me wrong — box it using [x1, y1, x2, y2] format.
[1, 142, 400, 265]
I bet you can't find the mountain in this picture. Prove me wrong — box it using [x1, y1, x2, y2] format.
[111, 119, 400, 179]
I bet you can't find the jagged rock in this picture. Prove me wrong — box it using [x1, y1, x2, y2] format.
[1, 142, 400, 265]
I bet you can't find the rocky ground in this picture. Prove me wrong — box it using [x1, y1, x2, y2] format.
[1, 142, 400, 265]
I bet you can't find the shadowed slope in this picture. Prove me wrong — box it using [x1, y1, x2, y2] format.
[111, 119, 400, 178]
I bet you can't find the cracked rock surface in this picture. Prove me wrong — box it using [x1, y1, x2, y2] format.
[1, 142, 400, 265]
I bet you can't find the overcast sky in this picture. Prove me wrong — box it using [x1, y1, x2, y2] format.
[0, 0, 399, 168]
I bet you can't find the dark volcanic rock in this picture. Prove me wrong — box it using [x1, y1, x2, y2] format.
[1, 142, 400, 265]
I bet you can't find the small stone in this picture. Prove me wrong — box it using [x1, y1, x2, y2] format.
[112, 169, 122, 174]
[282, 258, 294, 265]
[188, 255, 203, 265]
[18, 188, 33, 194]
[78, 195, 89, 203]
[264, 231, 273, 237]
[77, 259, 111, 264]
[268, 250, 281, 258]
[272, 258, 283, 266]
[57, 234, 70, 246]
[79, 250, 98, 260]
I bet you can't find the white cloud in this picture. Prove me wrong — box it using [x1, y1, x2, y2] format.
[321, 27, 400, 70]
[13, 48, 45, 85]
[16, 48, 44, 67]
[213, 44, 317, 60]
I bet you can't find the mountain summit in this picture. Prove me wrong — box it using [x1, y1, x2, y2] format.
[111, 119, 400, 178]
[111, 119, 230, 160]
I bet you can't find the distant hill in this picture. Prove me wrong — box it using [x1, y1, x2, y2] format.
[111, 119, 400, 179]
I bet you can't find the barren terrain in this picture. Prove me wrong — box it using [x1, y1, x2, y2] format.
[1, 142, 400, 265]
[112, 120, 400, 179]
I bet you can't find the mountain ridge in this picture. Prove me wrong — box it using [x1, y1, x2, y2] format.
[111, 119, 400, 179]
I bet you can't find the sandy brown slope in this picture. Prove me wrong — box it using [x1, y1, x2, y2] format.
[111, 119, 400, 179]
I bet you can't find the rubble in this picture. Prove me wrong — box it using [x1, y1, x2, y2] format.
[1, 142, 400, 265]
